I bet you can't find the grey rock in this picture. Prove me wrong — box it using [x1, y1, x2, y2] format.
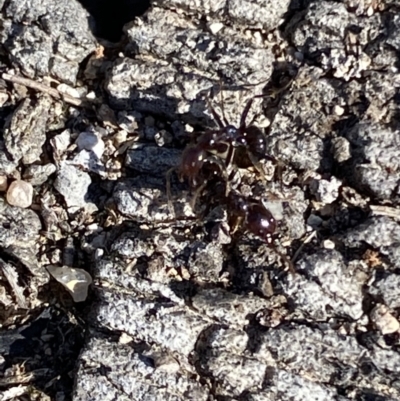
[0, 141, 17, 175]
[0, 197, 41, 249]
[1, 0, 96, 83]
[254, 325, 365, 384]
[73, 336, 210, 401]
[125, 145, 180, 175]
[94, 289, 210, 357]
[186, 241, 224, 282]
[4, 95, 52, 164]
[343, 217, 400, 249]
[108, 5, 275, 124]
[345, 123, 400, 202]
[310, 177, 342, 204]
[112, 179, 183, 222]
[54, 163, 92, 209]
[162, 0, 290, 30]
[23, 163, 56, 186]
[192, 288, 271, 327]
[283, 250, 364, 320]
[248, 369, 345, 401]
[370, 273, 400, 309]
[332, 137, 352, 163]
[125, 7, 274, 84]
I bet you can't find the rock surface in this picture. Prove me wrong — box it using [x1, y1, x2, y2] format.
[1, 0, 400, 401]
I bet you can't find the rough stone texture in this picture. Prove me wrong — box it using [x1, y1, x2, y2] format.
[3, 95, 52, 164]
[0, 0, 96, 83]
[54, 163, 92, 210]
[283, 250, 365, 320]
[74, 336, 210, 401]
[1, 0, 400, 400]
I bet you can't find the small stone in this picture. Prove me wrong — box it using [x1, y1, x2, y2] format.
[0, 175, 7, 191]
[0, 92, 8, 108]
[333, 105, 345, 116]
[307, 213, 323, 228]
[23, 163, 56, 186]
[57, 83, 81, 98]
[54, 163, 91, 209]
[6, 180, 33, 208]
[46, 265, 92, 302]
[76, 131, 105, 158]
[370, 304, 400, 335]
[50, 129, 71, 156]
[310, 177, 342, 204]
[331, 137, 351, 163]
[209, 22, 224, 34]
[323, 239, 335, 249]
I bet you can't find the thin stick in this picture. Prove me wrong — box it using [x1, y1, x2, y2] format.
[291, 230, 317, 263]
[2, 73, 85, 107]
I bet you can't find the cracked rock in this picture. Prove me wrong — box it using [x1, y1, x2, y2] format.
[54, 163, 92, 210]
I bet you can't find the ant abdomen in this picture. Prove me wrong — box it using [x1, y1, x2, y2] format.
[245, 203, 276, 244]
[228, 192, 277, 244]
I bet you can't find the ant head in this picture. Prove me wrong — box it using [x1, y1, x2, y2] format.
[224, 125, 239, 139]
[223, 125, 248, 146]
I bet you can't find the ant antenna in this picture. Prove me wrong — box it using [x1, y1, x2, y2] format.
[218, 80, 230, 126]
[166, 167, 176, 217]
[205, 97, 225, 129]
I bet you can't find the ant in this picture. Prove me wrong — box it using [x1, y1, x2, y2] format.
[167, 92, 276, 209]
[166, 89, 293, 272]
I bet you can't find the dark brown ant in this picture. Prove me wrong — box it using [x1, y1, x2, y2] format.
[166, 90, 294, 272]
[167, 93, 276, 211]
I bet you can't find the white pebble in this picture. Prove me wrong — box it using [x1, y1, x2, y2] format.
[6, 180, 33, 208]
[0, 175, 7, 191]
[370, 304, 400, 335]
[208, 22, 224, 34]
[76, 131, 105, 158]
[46, 265, 92, 302]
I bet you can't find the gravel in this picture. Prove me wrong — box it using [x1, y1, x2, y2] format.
[1, 0, 400, 400]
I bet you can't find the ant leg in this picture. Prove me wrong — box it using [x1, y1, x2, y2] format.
[270, 244, 296, 275]
[246, 150, 267, 183]
[239, 96, 256, 128]
[225, 144, 236, 171]
[166, 167, 176, 217]
[206, 97, 225, 129]
[189, 181, 207, 212]
[218, 86, 230, 126]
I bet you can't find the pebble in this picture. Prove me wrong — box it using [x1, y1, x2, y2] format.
[310, 177, 342, 204]
[6, 180, 33, 208]
[76, 131, 105, 158]
[370, 304, 400, 335]
[0, 175, 7, 191]
[23, 163, 56, 186]
[46, 265, 92, 302]
[54, 163, 91, 210]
